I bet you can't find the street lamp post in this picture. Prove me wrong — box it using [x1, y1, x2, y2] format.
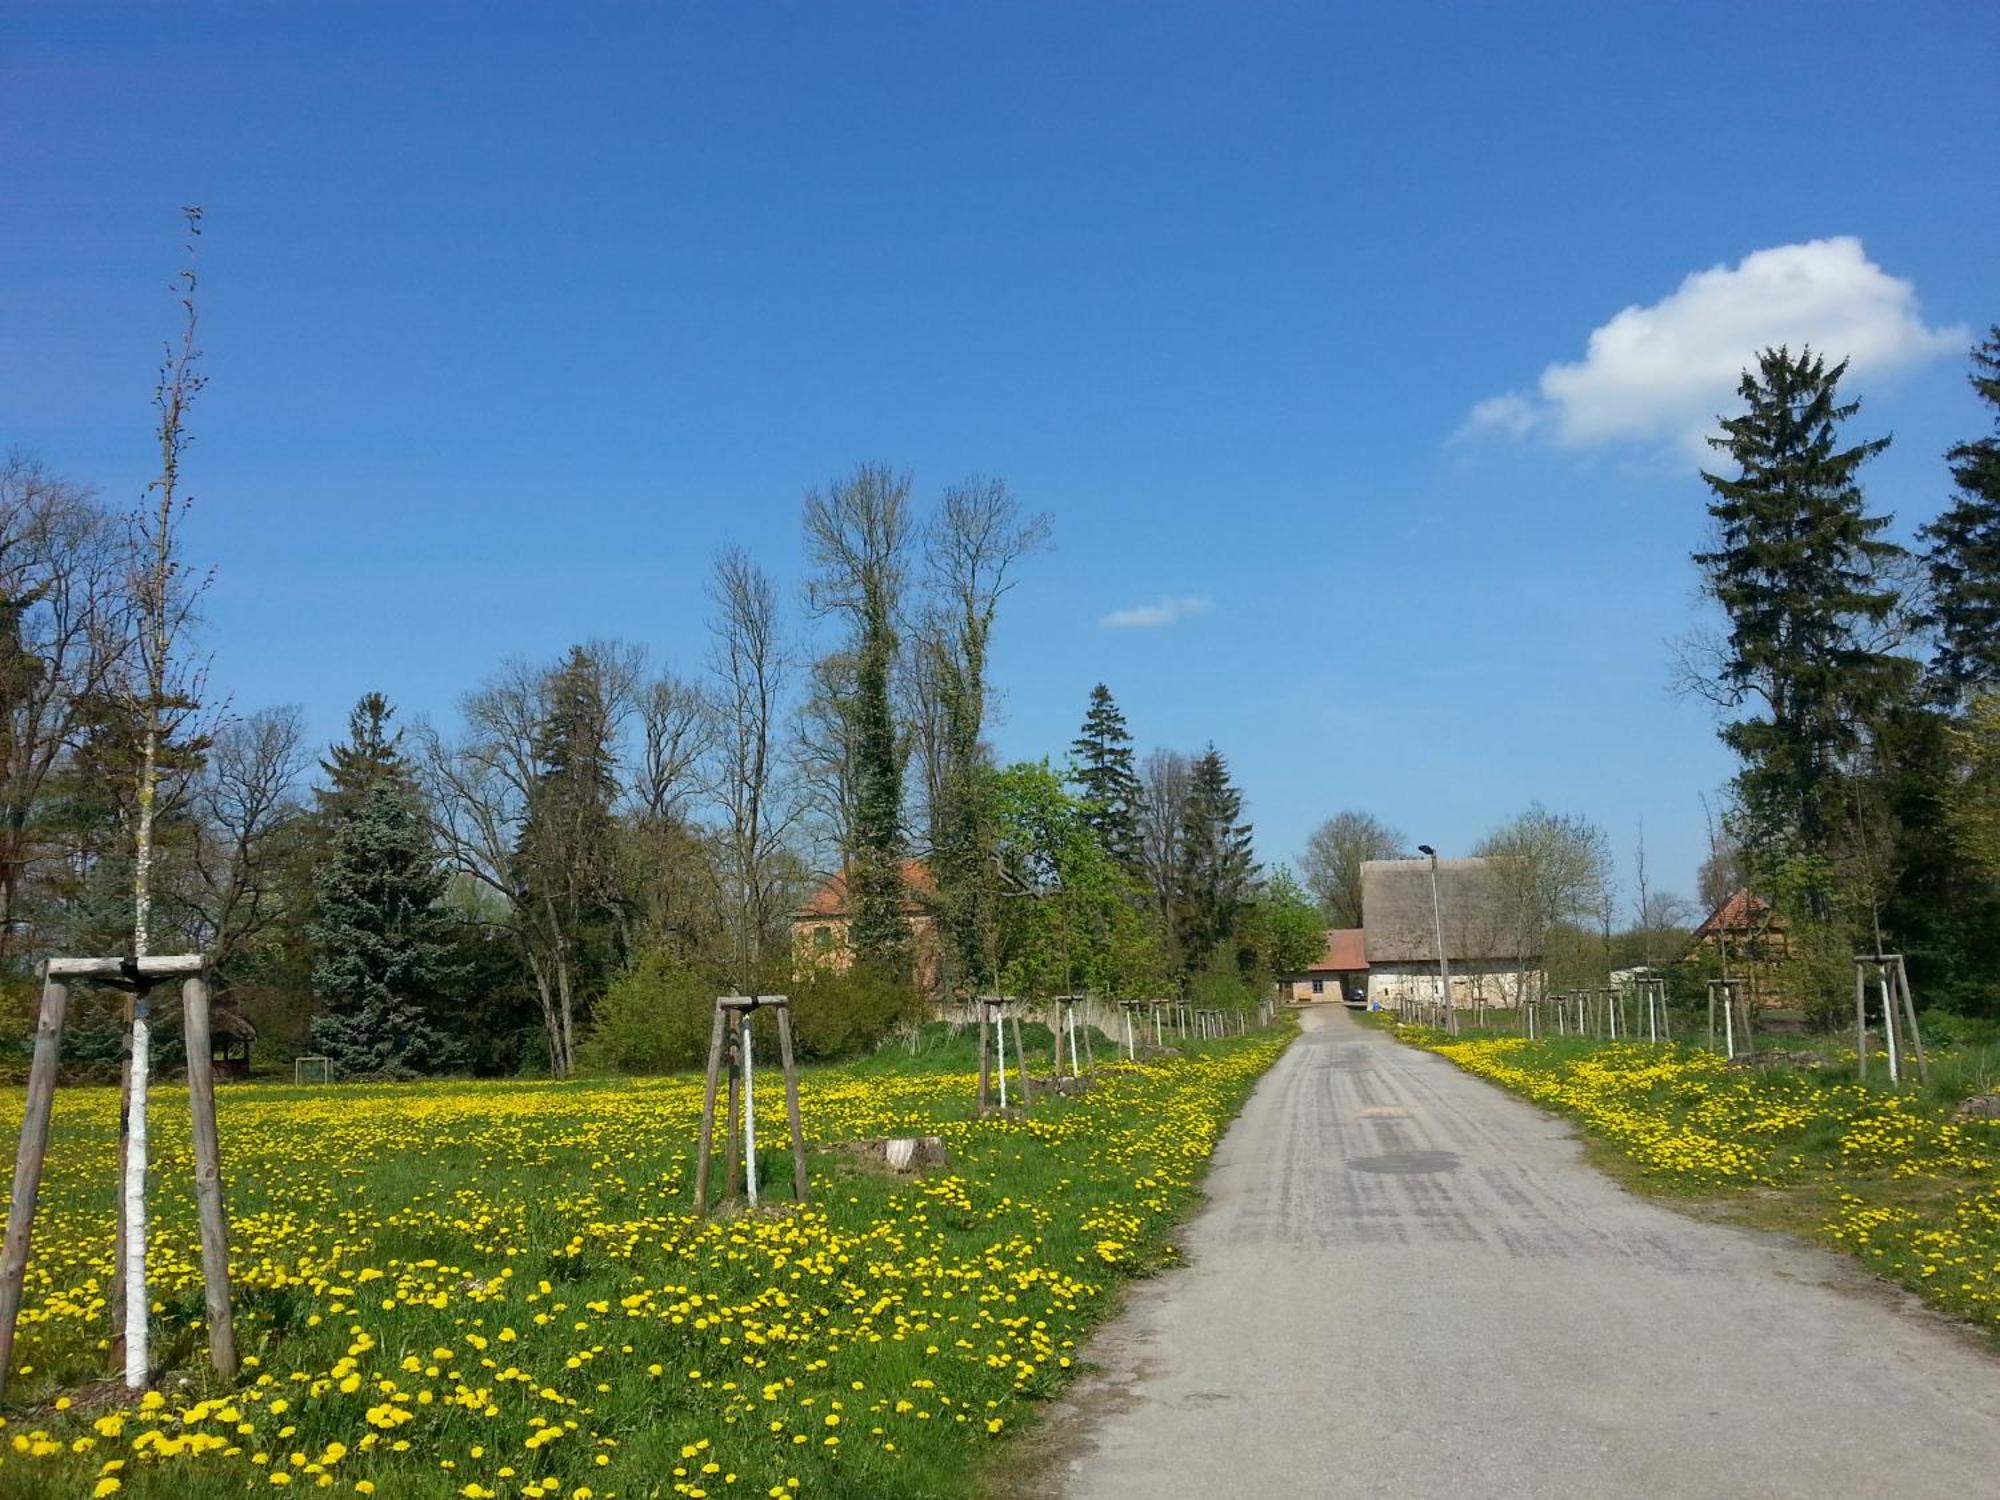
[1417, 844, 1456, 1036]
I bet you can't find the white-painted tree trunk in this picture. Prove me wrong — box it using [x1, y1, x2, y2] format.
[123, 721, 158, 1389]
[741, 1018, 757, 1208]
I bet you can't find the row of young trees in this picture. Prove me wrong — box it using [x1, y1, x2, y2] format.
[1687, 334, 2000, 1019]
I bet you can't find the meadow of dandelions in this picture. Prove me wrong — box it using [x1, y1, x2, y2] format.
[0, 1030, 1287, 1499]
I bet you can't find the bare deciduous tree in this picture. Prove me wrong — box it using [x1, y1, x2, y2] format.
[918, 479, 1051, 993]
[0, 452, 133, 960]
[634, 669, 711, 822]
[189, 706, 308, 970]
[703, 550, 798, 987]
[1299, 811, 1406, 928]
[1475, 803, 1613, 999]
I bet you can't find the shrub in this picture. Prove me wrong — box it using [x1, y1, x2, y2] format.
[578, 951, 713, 1075]
[789, 964, 923, 1061]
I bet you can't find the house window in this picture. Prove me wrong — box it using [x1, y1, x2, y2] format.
[1311, 979, 1324, 995]
[813, 927, 834, 950]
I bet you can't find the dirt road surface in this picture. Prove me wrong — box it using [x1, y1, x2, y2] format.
[1038, 1004, 2000, 1499]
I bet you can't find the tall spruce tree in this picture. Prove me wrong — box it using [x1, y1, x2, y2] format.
[1921, 327, 2000, 698]
[514, 646, 624, 1072]
[308, 698, 462, 1078]
[1693, 347, 1909, 912]
[317, 692, 403, 822]
[1172, 745, 1256, 972]
[1068, 684, 1143, 870]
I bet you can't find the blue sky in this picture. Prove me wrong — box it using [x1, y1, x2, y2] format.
[4, 2, 1996, 905]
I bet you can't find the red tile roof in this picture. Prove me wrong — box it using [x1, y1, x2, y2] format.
[1304, 928, 1367, 973]
[1692, 887, 1779, 941]
[796, 859, 936, 918]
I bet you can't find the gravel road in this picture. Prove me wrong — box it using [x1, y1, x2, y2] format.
[1038, 1004, 2000, 1499]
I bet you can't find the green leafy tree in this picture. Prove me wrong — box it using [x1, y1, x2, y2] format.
[1068, 683, 1143, 871]
[306, 717, 463, 1079]
[1693, 347, 1911, 915]
[1922, 327, 2000, 698]
[1172, 746, 1256, 974]
[989, 761, 1168, 1001]
[1245, 867, 1326, 977]
[1947, 693, 2000, 881]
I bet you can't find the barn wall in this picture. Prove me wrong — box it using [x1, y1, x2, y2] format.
[1364, 962, 1539, 1010]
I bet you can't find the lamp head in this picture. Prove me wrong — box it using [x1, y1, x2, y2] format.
[1417, 844, 1435, 857]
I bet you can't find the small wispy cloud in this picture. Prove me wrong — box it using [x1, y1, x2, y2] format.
[1099, 594, 1213, 630]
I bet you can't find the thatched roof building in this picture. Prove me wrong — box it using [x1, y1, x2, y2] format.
[1360, 857, 1533, 963]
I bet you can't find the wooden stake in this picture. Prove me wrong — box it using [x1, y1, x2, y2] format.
[693, 1002, 727, 1214]
[1895, 960, 1928, 1084]
[1010, 1008, 1029, 1103]
[775, 1005, 808, 1203]
[975, 998, 992, 1109]
[0, 977, 68, 1398]
[180, 978, 236, 1379]
[1854, 964, 1870, 1085]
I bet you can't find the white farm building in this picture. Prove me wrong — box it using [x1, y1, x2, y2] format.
[1359, 857, 1542, 1012]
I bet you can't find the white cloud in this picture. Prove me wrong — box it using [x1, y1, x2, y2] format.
[1098, 594, 1213, 629]
[1462, 238, 1964, 451]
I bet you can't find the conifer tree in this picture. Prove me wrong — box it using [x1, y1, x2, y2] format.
[1693, 347, 1909, 910]
[1172, 745, 1256, 970]
[1921, 327, 2000, 698]
[308, 699, 462, 1078]
[1068, 683, 1143, 870]
[513, 646, 624, 1071]
[316, 692, 403, 823]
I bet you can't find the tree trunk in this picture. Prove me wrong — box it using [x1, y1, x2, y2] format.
[122, 722, 160, 1389]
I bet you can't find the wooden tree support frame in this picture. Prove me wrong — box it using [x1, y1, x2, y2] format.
[694, 996, 809, 1215]
[1635, 977, 1671, 1044]
[0, 956, 232, 1399]
[1706, 978, 1752, 1059]
[973, 996, 1032, 1111]
[1051, 995, 1089, 1079]
[1854, 954, 1927, 1087]
[1117, 1000, 1145, 1060]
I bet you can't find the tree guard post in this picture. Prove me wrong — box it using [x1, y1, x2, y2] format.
[774, 1004, 809, 1203]
[693, 1001, 728, 1214]
[181, 976, 237, 1378]
[2, 954, 218, 1398]
[1009, 1004, 1029, 1103]
[975, 997, 993, 1109]
[723, 1029, 742, 1203]
[0, 974, 68, 1399]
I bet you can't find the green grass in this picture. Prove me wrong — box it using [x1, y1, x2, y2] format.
[0, 1018, 1291, 1499]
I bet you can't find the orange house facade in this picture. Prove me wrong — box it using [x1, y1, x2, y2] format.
[1282, 928, 1369, 1005]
